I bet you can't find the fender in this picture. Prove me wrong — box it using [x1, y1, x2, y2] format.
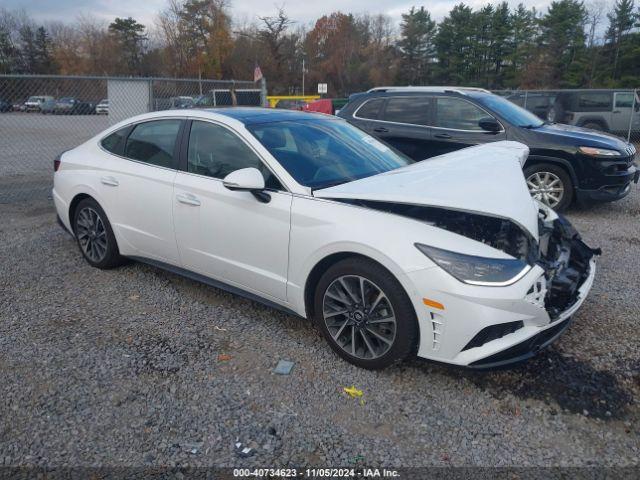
[524, 155, 579, 188]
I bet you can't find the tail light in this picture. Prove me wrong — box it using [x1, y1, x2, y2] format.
[54, 151, 67, 172]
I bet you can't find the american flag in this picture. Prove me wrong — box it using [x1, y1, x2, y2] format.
[254, 63, 263, 83]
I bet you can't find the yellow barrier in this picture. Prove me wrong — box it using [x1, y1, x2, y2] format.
[267, 95, 321, 108]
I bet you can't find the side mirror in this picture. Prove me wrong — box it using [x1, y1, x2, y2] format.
[479, 117, 501, 133]
[222, 167, 270, 203]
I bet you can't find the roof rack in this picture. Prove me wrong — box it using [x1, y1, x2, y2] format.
[366, 86, 491, 95]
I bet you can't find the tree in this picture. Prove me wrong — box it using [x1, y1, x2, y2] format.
[537, 0, 588, 87]
[109, 17, 147, 75]
[605, 0, 636, 79]
[434, 4, 475, 84]
[397, 7, 436, 85]
[507, 4, 538, 87]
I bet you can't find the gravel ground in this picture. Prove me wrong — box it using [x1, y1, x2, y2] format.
[0, 188, 639, 469]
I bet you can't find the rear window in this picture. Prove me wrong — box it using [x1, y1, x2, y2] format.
[615, 92, 634, 108]
[355, 98, 384, 119]
[382, 97, 432, 126]
[577, 93, 611, 111]
[101, 127, 128, 155]
[124, 119, 182, 168]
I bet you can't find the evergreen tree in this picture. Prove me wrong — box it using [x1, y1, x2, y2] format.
[435, 4, 475, 84]
[397, 7, 436, 85]
[538, 0, 588, 87]
[108, 17, 147, 75]
[605, 0, 636, 79]
[19, 24, 37, 73]
[34, 26, 55, 73]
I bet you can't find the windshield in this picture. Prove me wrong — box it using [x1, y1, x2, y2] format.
[248, 119, 413, 189]
[475, 94, 544, 128]
[27, 96, 41, 102]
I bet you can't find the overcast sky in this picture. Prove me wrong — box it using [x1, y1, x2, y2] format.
[4, 0, 559, 29]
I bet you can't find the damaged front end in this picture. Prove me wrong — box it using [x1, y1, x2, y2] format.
[537, 211, 601, 319]
[339, 199, 599, 320]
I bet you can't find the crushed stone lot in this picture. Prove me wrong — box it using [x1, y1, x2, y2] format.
[0, 189, 639, 469]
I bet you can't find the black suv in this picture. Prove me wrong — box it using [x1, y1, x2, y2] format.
[338, 87, 638, 210]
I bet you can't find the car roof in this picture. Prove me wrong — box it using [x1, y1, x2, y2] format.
[202, 107, 335, 125]
[367, 86, 491, 95]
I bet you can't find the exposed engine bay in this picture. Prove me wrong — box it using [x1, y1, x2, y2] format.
[339, 199, 600, 319]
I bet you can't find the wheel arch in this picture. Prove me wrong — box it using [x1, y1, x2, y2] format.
[303, 251, 417, 322]
[524, 155, 578, 190]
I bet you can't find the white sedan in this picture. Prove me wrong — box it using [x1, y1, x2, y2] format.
[53, 108, 598, 369]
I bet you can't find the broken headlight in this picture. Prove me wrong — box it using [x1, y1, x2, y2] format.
[415, 243, 531, 286]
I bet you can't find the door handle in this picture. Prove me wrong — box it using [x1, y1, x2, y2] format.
[434, 133, 452, 139]
[176, 193, 201, 206]
[100, 176, 119, 187]
[373, 127, 389, 133]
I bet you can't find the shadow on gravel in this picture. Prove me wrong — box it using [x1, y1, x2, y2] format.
[426, 349, 635, 420]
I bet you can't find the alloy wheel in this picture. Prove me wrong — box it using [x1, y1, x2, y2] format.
[322, 275, 397, 360]
[526, 171, 564, 208]
[76, 207, 108, 263]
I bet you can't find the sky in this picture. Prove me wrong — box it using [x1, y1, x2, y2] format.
[3, 0, 558, 29]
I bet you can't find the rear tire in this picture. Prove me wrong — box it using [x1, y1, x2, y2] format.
[524, 163, 574, 211]
[73, 198, 125, 269]
[313, 257, 419, 370]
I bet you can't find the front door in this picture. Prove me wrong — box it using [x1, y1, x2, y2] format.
[612, 92, 635, 132]
[173, 120, 291, 301]
[430, 96, 506, 157]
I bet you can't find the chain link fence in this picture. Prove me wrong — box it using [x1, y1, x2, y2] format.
[0, 74, 265, 203]
[494, 88, 640, 146]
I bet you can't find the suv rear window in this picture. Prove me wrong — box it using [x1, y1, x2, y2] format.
[382, 97, 432, 126]
[355, 98, 384, 119]
[577, 92, 611, 111]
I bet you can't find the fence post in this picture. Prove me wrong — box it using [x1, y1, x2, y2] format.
[260, 77, 267, 107]
[627, 89, 637, 143]
[523, 90, 528, 110]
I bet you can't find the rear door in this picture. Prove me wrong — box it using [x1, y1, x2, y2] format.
[97, 119, 183, 265]
[372, 96, 434, 160]
[430, 96, 506, 157]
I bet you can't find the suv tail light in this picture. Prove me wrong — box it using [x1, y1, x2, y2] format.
[54, 151, 68, 172]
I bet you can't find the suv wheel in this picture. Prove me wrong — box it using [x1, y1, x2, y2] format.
[524, 163, 573, 211]
[73, 198, 125, 269]
[313, 257, 418, 370]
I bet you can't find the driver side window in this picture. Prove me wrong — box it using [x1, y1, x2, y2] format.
[187, 121, 283, 190]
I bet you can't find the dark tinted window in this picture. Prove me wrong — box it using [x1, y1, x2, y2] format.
[124, 119, 181, 168]
[187, 121, 282, 190]
[577, 93, 611, 110]
[101, 128, 128, 154]
[435, 97, 487, 130]
[382, 97, 432, 125]
[248, 119, 412, 189]
[355, 98, 384, 119]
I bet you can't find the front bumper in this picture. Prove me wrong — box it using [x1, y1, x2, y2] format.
[405, 217, 597, 368]
[576, 162, 638, 203]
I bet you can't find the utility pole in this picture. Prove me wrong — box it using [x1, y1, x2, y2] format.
[302, 57, 305, 96]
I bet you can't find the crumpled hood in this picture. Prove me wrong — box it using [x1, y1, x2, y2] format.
[314, 141, 539, 238]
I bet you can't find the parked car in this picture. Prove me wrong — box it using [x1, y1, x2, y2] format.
[303, 98, 349, 115]
[504, 91, 558, 120]
[24, 95, 54, 112]
[0, 98, 12, 112]
[171, 96, 195, 109]
[53, 108, 598, 370]
[96, 99, 109, 115]
[53, 97, 95, 115]
[274, 99, 308, 110]
[40, 98, 57, 114]
[547, 90, 640, 134]
[338, 86, 638, 210]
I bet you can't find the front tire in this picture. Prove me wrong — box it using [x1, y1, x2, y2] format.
[313, 257, 419, 369]
[524, 163, 573, 211]
[73, 198, 125, 269]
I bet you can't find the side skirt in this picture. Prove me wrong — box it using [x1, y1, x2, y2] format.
[128, 256, 304, 319]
